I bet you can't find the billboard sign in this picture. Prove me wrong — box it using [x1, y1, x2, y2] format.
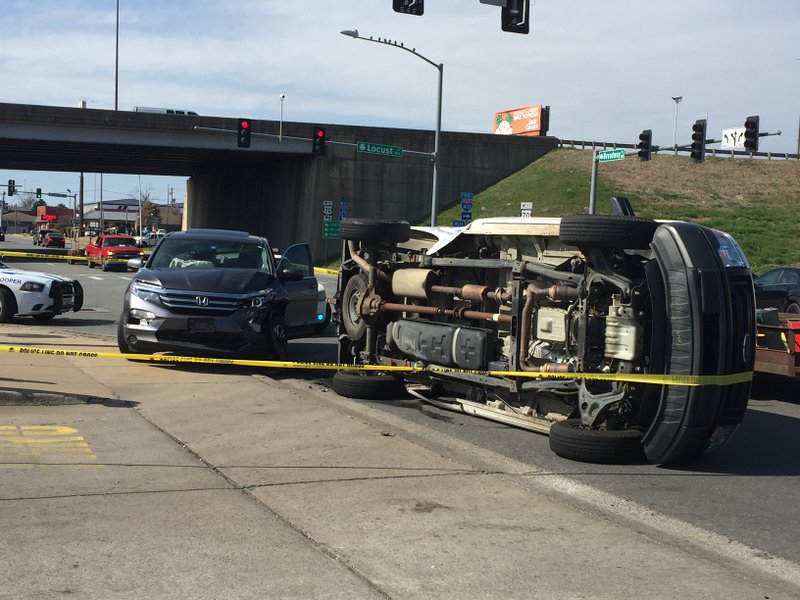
[493, 105, 548, 136]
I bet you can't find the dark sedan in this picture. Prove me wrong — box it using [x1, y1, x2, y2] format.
[42, 232, 66, 248]
[754, 267, 800, 313]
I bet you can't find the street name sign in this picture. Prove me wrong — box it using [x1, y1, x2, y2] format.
[597, 149, 626, 163]
[47, 192, 69, 198]
[357, 141, 403, 157]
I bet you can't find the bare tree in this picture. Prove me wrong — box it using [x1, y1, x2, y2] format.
[14, 192, 39, 211]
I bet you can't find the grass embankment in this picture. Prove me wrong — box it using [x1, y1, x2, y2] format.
[435, 148, 800, 275]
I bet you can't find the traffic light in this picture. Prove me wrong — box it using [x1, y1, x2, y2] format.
[237, 118, 251, 148]
[392, 0, 423, 15]
[36, 188, 42, 199]
[690, 119, 707, 164]
[7, 179, 15, 196]
[637, 129, 652, 161]
[311, 126, 327, 157]
[501, 0, 530, 34]
[744, 115, 760, 153]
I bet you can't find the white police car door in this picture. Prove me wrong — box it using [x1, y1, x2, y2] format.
[277, 243, 318, 331]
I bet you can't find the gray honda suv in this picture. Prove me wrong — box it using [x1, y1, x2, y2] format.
[118, 228, 323, 358]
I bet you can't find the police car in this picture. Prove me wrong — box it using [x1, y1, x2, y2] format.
[0, 260, 84, 322]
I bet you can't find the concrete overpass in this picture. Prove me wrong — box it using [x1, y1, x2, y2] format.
[0, 102, 557, 261]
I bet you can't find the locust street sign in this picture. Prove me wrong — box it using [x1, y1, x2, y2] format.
[597, 149, 626, 163]
[357, 141, 403, 157]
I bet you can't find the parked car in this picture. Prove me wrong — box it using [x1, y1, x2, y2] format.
[331, 211, 756, 466]
[117, 228, 322, 358]
[42, 231, 66, 248]
[0, 259, 83, 322]
[85, 234, 144, 271]
[754, 267, 800, 314]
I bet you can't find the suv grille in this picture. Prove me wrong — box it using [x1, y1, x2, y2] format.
[159, 289, 247, 316]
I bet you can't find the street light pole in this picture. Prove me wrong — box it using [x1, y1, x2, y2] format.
[671, 96, 682, 156]
[341, 29, 443, 227]
[115, 0, 120, 110]
[279, 94, 285, 142]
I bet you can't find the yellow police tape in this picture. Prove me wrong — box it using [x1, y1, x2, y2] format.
[0, 250, 339, 273]
[0, 344, 753, 387]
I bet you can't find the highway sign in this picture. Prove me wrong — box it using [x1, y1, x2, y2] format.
[357, 141, 403, 157]
[597, 149, 626, 163]
[721, 127, 746, 150]
[323, 221, 340, 238]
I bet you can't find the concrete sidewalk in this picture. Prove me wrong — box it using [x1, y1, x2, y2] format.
[1, 325, 797, 599]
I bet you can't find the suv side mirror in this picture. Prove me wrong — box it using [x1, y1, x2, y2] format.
[278, 267, 304, 282]
[128, 258, 143, 271]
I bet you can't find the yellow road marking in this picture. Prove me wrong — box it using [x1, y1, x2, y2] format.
[0, 425, 98, 468]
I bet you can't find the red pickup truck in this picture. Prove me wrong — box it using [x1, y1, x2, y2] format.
[85, 234, 145, 271]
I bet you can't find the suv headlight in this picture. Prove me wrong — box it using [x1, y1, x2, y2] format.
[131, 281, 162, 303]
[246, 292, 274, 308]
[20, 281, 45, 292]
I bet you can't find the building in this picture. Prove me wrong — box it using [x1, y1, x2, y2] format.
[81, 199, 182, 234]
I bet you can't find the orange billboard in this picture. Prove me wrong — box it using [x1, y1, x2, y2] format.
[493, 105, 549, 136]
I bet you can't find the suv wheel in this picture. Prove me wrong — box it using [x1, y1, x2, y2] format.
[267, 311, 289, 360]
[117, 318, 132, 354]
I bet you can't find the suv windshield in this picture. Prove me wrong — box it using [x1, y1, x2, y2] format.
[148, 238, 272, 271]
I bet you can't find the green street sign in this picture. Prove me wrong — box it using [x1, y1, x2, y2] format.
[47, 192, 69, 197]
[323, 221, 340, 238]
[597, 149, 626, 163]
[356, 141, 403, 157]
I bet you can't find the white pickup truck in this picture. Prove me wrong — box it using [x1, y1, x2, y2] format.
[135, 230, 166, 247]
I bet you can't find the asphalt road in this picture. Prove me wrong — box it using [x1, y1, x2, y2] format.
[2, 234, 800, 569]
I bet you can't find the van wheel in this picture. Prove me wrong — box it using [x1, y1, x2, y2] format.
[331, 371, 407, 400]
[340, 218, 411, 244]
[549, 419, 646, 464]
[342, 273, 368, 340]
[559, 215, 658, 249]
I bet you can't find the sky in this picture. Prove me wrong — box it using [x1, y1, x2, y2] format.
[1, 0, 798, 207]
